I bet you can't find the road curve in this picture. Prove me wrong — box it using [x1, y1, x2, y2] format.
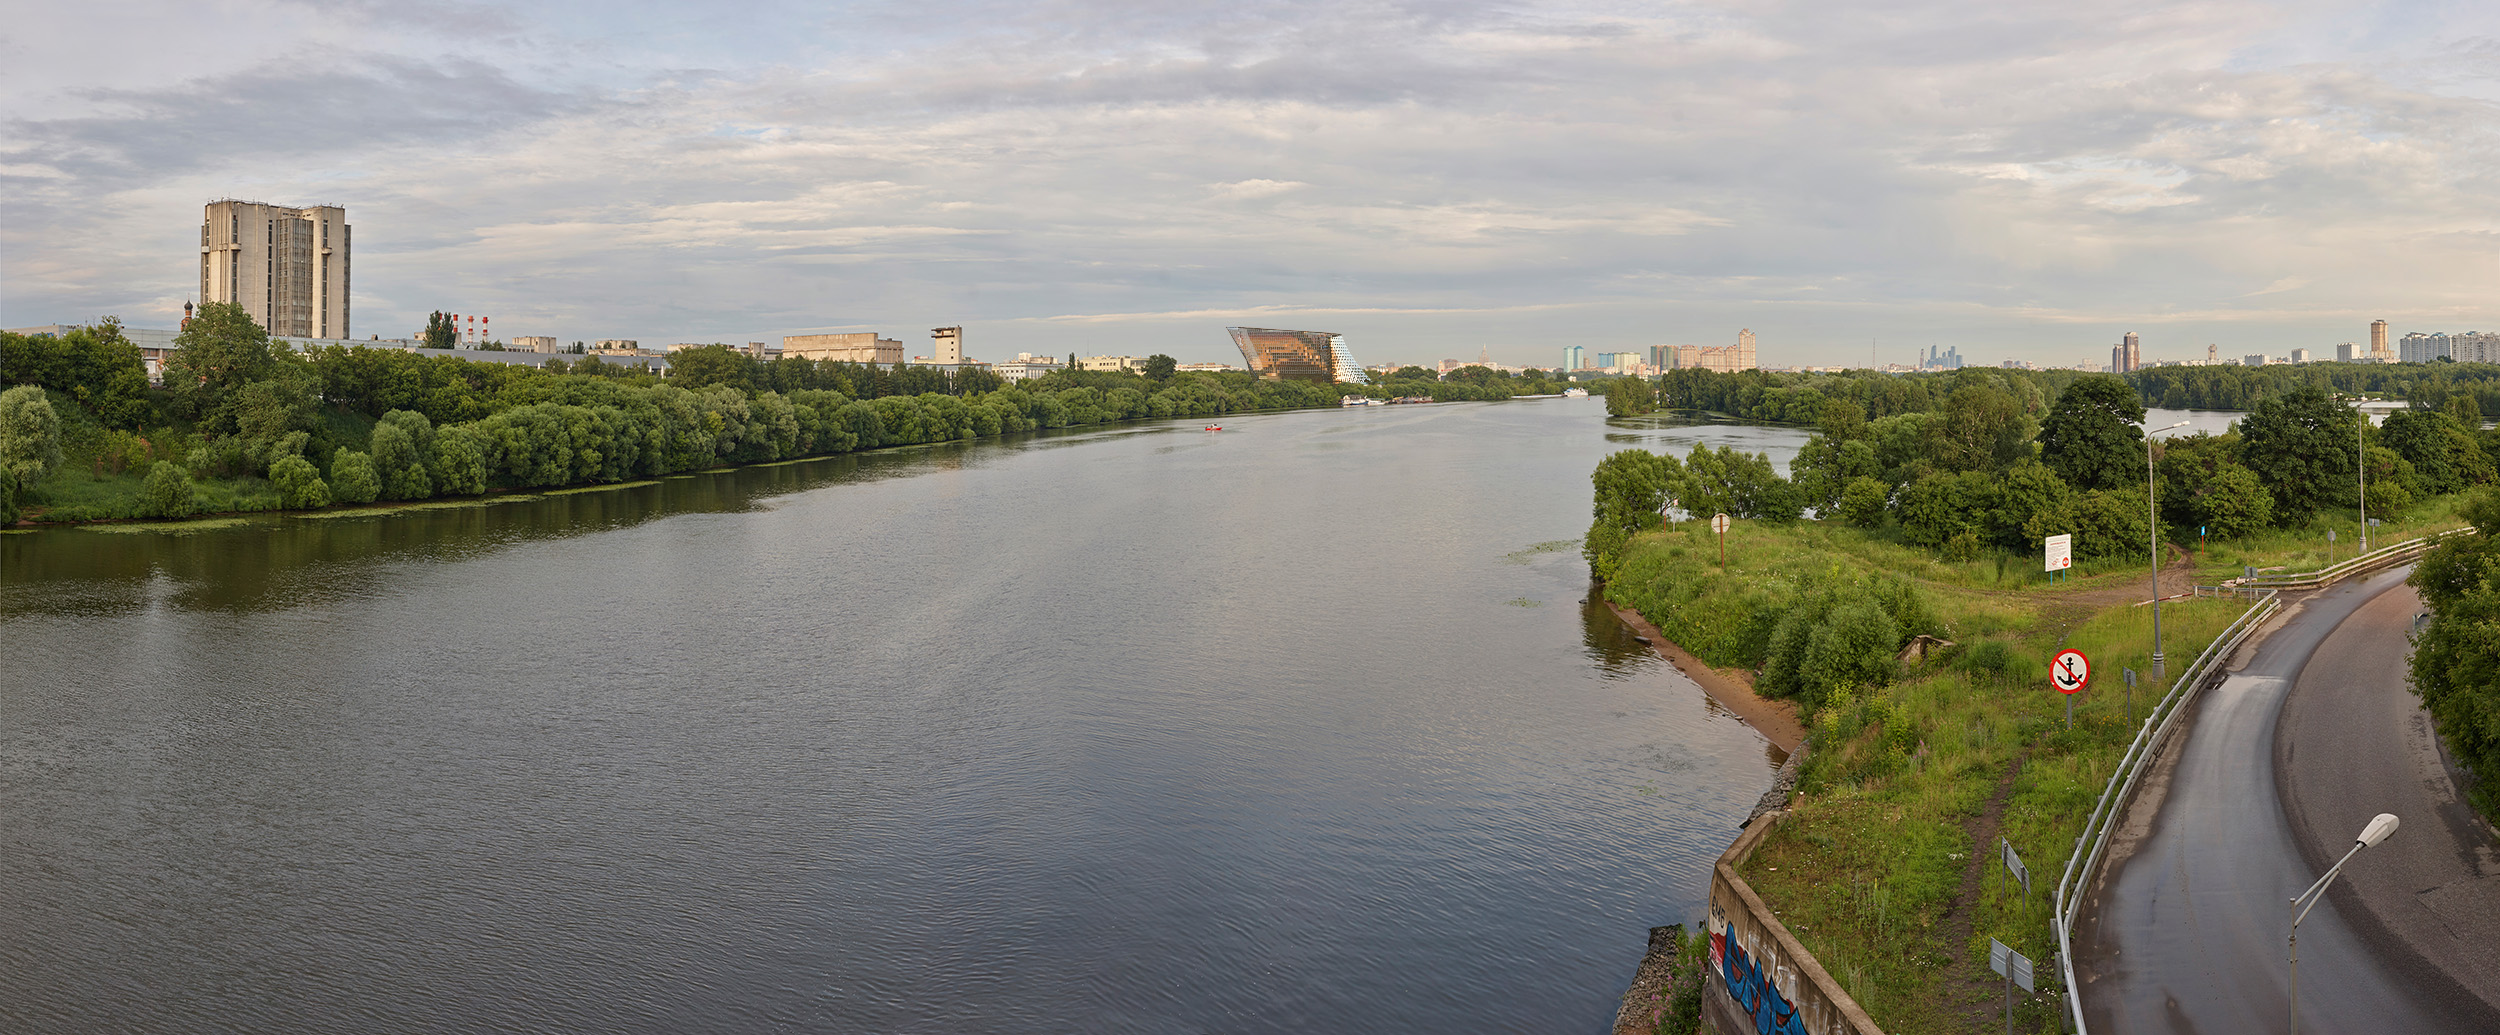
[2275, 577, 2500, 1024]
[2074, 568, 2488, 1032]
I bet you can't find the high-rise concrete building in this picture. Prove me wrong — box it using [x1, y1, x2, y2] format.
[2372, 320, 2390, 359]
[932, 326, 964, 364]
[1228, 327, 1368, 384]
[200, 199, 349, 338]
[1564, 345, 1586, 371]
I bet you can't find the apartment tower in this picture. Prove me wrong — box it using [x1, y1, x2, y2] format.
[200, 200, 349, 338]
[932, 326, 964, 364]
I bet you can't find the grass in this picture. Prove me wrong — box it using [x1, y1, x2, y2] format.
[1606, 506, 2434, 1033]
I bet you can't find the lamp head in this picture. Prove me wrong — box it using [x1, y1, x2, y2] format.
[2160, 420, 2190, 431]
[2358, 812, 2400, 848]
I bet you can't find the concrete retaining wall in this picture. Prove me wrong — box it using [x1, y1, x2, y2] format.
[1703, 810, 1885, 1035]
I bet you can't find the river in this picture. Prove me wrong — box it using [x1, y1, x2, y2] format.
[0, 398, 1793, 1034]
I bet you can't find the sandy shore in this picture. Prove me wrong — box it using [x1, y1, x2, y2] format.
[1605, 600, 1805, 756]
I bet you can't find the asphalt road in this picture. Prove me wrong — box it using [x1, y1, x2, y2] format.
[2075, 568, 2494, 1032]
[2275, 575, 2500, 1026]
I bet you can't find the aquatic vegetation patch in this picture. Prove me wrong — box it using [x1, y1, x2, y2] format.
[1506, 597, 1544, 608]
[79, 517, 251, 534]
[1502, 539, 1580, 564]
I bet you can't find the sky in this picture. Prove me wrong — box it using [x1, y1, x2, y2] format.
[6, 0, 2500, 370]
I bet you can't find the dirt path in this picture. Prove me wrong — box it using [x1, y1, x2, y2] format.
[1933, 753, 2031, 1027]
[1606, 600, 1806, 755]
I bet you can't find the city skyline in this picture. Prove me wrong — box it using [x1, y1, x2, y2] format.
[9, 2, 2500, 369]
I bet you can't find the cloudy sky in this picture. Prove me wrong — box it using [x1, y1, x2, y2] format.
[6, 0, 2499, 369]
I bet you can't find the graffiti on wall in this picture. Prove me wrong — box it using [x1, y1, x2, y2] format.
[1709, 901, 1813, 1035]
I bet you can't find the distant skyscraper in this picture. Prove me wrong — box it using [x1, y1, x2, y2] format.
[2371, 320, 2390, 360]
[200, 199, 349, 338]
[1564, 345, 1585, 371]
[1229, 327, 1368, 384]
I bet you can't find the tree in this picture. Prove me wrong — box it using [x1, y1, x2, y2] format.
[1836, 476, 1889, 528]
[0, 384, 63, 493]
[2193, 462, 2273, 539]
[1931, 382, 2033, 473]
[370, 422, 433, 500]
[268, 454, 333, 509]
[1603, 377, 1655, 417]
[2238, 385, 2359, 524]
[1143, 354, 1177, 381]
[2408, 492, 2500, 821]
[329, 448, 381, 504]
[433, 425, 488, 496]
[140, 460, 197, 518]
[422, 311, 457, 349]
[1390, 365, 1437, 382]
[1988, 460, 2076, 551]
[164, 302, 289, 434]
[1584, 448, 1683, 578]
[2038, 375, 2146, 491]
[668, 345, 754, 391]
[2380, 410, 2490, 496]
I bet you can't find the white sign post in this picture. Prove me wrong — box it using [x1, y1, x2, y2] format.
[2043, 534, 2072, 581]
[1711, 512, 1731, 567]
[1990, 937, 2036, 1035]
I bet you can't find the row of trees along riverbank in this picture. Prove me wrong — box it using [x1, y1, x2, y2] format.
[1590, 367, 2500, 582]
[1592, 370, 2494, 1033]
[0, 306, 1557, 525]
[1605, 360, 2500, 427]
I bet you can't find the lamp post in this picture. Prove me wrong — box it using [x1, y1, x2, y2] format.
[2289, 812, 2400, 1035]
[2358, 401, 2369, 555]
[2146, 419, 2190, 683]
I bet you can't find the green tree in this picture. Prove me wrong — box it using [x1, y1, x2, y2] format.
[1989, 460, 2076, 551]
[2192, 462, 2273, 539]
[1584, 448, 1684, 578]
[2071, 488, 2151, 560]
[422, 311, 457, 349]
[1836, 476, 1889, 529]
[0, 384, 64, 493]
[1603, 377, 1655, 417]
[1931, 382, 2033, 473]
[1390, 365, 1437, 382]
[165, 302, 298, 435]
[268, 454, 333, 509]
[140, 460, 197, 518]
[369, 422, 434, 500]
[2238, 385, 2358, 524]
[668, 345, 755, 391]
[2038, 375, 2146, 491]
[2380, 410, 2490, 496]
[2408, 492, 2500, 821]
[1143, 354, 1177, 381]
[432, 425, 488, 496]
[329, 448, 381, 504]
[1896, 471, 1998, 547]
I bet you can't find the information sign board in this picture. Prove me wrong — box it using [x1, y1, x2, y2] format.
[2043, 534, 2072, 572]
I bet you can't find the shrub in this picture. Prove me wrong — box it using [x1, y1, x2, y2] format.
[1836, 475, 1889, 528]
[329, 448, 380, 504]
[140, 460, 197, 519]
[268, 454, 332, 509]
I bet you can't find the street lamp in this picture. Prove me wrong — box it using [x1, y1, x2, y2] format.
[2146, 419, 2190, 683]
[2288, 812, 2400, 1035]
[2358, 402, 2369, 555]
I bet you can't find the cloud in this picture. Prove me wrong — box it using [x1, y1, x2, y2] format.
[7, 0, 2500, 366]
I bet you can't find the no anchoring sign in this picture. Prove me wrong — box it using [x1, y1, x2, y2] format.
[2051, 649, 2090, 695]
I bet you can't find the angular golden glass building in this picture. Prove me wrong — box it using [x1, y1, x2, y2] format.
[1227, 327, 1369, 384]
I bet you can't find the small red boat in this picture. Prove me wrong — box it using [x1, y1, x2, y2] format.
[1204, 425, 1223, 432]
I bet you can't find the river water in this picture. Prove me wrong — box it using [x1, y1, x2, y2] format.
[0, 398, 1791, 1034]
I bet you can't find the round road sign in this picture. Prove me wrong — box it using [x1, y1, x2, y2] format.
[2050, 649, 2090, 695]
[1711, 513, 1731, 534]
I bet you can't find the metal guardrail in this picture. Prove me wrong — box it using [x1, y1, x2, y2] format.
[2052, 528, 2469, 1034]
[2051, 589, 2278, 1034]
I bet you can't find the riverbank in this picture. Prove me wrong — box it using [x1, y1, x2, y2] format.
[1605, 599, 1802, 756]
[1601, 498, 2475, 1033]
